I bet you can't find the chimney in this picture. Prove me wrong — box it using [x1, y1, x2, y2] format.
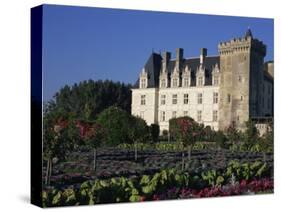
[176, 48, 183, 61]
[200, 48, 207, 64]
[162, 51, 171, 66]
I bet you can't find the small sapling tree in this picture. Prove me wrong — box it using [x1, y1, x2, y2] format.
[170, 116, 203, 170]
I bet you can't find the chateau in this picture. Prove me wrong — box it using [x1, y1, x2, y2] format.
[131, 29, 273, 133]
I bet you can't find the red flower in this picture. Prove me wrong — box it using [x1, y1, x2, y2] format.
[140, 196, 146, 202]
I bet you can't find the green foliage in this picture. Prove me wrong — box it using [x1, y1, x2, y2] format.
[43, 111, 80, 161]
[226, 160, 269, 181]
[203, 126, 215, 142]
[226, 125, 242, 143]
[118, 142, 218, 152]
[150, 124, 160, 143]
[128, 115, 149, 144]
[243, 120, 259, 149]
[50, 80, 132, 121]
[214, 130, 227, 149]
[96, 107, 148, 162]
[258, 124, 273, 153]
[42, 161, 271, 206]
[96, 106, 132, 147]
[201, 170, 224, 186]
[78, 120, 105, 149]
[169, 116, 204, 148]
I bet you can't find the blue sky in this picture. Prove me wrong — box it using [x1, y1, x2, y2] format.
[42, 4, 274, 100]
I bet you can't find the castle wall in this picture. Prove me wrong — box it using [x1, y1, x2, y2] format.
[157, 86, 219, 132]
[131, 88, 159, 125]
[218, 38, 252, 131]
[132, 86, 219, 133]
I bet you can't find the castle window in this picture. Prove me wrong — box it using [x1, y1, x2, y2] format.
[227, 94, 231, 103]
[172, 111, 177, 118]
[140, 111, 144, 119]
[213, 92, 218, 104]
[184, 111, 188, 116]
[197, 93, 203, 104]
[161, 79, 166, 88]
[141, 95, 146, 105]
[183, 77, 189, 87]
[160, 111, 166, 122]
[197, 110, 202, 122]
[198, 76, 203, 86]
[213, 110, 218, 122]
[214, 76, 219, 85]
[172, 94, 177, 104]
[238, 75, 242, 82]
[184, 94, 189, 104]
[240, 96, 243, 101]
[160, 95, 166, 105]
[140, 78, 146, 88]
[172, 78, 178, 87]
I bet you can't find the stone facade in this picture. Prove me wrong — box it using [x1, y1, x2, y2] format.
[131, 29, 273, 133]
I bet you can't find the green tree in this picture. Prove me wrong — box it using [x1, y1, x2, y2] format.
[149, 124, 160, 143]
[96, 106, 132, 147]
[214, 130, 227, 150]
[52, 80, 132, 121]
[258, 121, 273, 162]
[243, 120, 259, 149]
[128, 116, 149, 161]
[203, 125, 214, 142]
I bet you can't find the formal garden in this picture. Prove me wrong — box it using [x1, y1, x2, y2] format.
[42, 80, 273, 207]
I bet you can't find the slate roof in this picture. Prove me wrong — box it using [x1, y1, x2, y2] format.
[133, 53, 220, 88]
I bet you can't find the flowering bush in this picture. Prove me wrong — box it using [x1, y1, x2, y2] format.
[169, 116, 204, 169]
[154, 178, 273, 200]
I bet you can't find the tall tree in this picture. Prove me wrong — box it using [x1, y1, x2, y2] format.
[51, 80, 132, 121]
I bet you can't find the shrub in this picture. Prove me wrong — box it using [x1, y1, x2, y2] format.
[150, 124, 160, 143]
[169, 116, 204, 169]
[226, 125, 241, 143]
[96, 106, 132, 147]
[128, 116, 149, 160]
[214, 130, 227, 149]
[243, 120, 259, 149]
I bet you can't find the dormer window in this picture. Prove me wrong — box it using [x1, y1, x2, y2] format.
[172, 78, 178, 87]
[183, 77, 189, 87]
[139, 68, 148, 89]
[212, 63, 220, 86]
[140, 78, 146, 88]
[161, 79, 166, 88]
[182, 66, 191, 87]
[213, 75, 219, 85]
[198, 76, 203, 86]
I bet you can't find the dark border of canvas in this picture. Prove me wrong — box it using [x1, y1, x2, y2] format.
[31, 5, 43, 208]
